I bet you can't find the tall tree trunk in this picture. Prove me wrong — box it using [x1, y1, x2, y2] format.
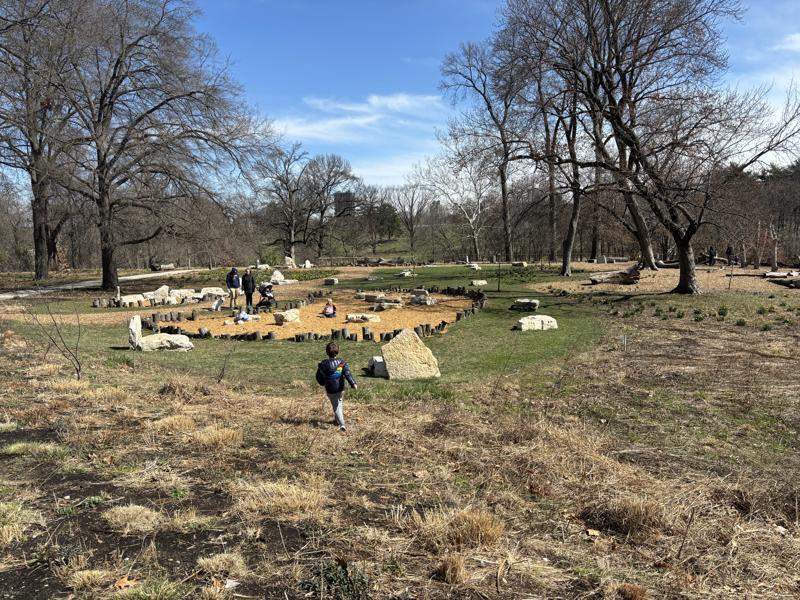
[560, 183, 581, 276]
[30, 179, 50, 280]
[547, 158, 557, 262]
[674, 238, 700, 294]
[624, 192, 658, 269]
[590, 152, 602, 260]
[471, 228, 480, 262]
[499, 165, 513, 262]
[99, 223, 118, 291]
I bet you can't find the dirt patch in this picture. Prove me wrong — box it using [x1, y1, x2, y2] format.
[530, 262, 795, 294]
[189, 292, 472, 339]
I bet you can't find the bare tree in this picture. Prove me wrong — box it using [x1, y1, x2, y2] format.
[388, 182, 431, 255]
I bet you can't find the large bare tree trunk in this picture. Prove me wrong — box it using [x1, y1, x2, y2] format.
[499, 165, 513, 262]
[547, 158, 557, 262]
[625, 192, 658, 270]
[560, 182, 581, 276]
[99, 220, 118, 291]
[30, 177, 50, 280]
[674, 239, 700, 294]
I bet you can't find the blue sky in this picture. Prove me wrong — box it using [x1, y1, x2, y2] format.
[195, 0, 800, 184]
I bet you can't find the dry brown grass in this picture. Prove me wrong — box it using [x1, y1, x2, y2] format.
[153, 414, 196, 432]
[1, 441, 66, 458]
[233, 475, 330, 522]
[0, 501, 44, 546]
[434, 554, 466, 584]
[67, 569, 113, 590]
[409, 507, 505, 551]
[193, 424, 242, 449]
[171, 508, 215, 532]
[197, 551, 248, 577]
[609, 582, 649, 600]
[579, 494, 668, 537]
[45, 377, 90, 394]
[85, 386, 128, 403]
[102, 504, 162, 535]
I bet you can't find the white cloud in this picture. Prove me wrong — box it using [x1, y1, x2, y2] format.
[302, 93, 444, 117]
[773, 32, 800, 51]
[273, 114, 381, 143]
[351, 151, 435, 186]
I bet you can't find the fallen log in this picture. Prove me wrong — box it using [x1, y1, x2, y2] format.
[768, 278, 800, 289]
[590, 265, 641, 285]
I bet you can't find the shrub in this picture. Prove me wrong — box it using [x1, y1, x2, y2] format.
[717, 306, 728, 318]
[694, 314, 705, 322]
[761, 324, 772, 332]
[735, 319, 746, 326]
[757, 306, 768, 315]
[675, 311, 685, 319]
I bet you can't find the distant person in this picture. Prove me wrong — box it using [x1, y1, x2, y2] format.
[226, 267, 241, 309]
[315, 341, 357, 432]
[708, 245, 716, 266]
[321, 299, 337, 318]
[725, 246, 733, 265]
[242, 268, 256, 310]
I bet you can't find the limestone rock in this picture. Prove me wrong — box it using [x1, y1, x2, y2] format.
[368, 356, 388, 378]
[284, 256, 297, 269]
[201, 287, 228, 299]
[153, 285, 170, 299]
[276, 279, 299, 285]
[511, 261, 528, 268]
[128, 315, 142, 349]
[303, 259, 313, 269]
[271, 270, 285, 283]
[347, 313, 380, 323]
[471, 280, 488, 287]
[364, 293, 385, 303]
[399, 270, 416, 277]
[467, 263, 481, 271]
[512, 298, 540, 311]
[120, 294, 145, 308]
[274, 308, 300, 325]
[324, 278, 339, 285]
[515, 315, 558, 331]
[375, 299, 403, 311]
[137, 333, 194, 351]
[381, 329, 440, 380]
[354, 292, 366, 300]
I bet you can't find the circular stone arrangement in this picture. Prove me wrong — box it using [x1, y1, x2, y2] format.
[138, 286, 487, 343]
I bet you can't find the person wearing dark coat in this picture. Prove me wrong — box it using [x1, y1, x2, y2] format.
[242, 268, 256, 310]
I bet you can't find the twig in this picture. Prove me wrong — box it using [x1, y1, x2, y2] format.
[676, 507, 696, 560]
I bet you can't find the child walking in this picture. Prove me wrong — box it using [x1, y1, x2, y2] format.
[315, 342, 357, 432]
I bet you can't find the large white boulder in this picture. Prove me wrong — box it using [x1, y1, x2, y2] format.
[303, 259, 313, 269]
[200, 287, 228, 299]
[471, 280, 488, 287]
[284, 256, 297, 269]
[128, 316, 142, 349]
[137, 333, 194, 351]
[512, 298, 540, 311]
[274, 308, 300, 325]
[515, 315, 558, 331]
[153, 285, 170, 299]
[381, 329, 440, 380]
[467, 263, 481, 271]
[271, 270, 285, 283]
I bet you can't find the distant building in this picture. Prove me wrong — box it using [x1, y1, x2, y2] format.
[334, 191, 356, 217]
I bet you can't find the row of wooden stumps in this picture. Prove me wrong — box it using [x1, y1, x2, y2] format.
[137, 287, 486, 343]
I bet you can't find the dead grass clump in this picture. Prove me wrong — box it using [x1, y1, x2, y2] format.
[193, 424, 242, 449]
[46, 377, 90, 394]
[158, 377, 213, 402]
[197, 551, 248, 578]
[433, 554, 466, 584]
[171, 508, 215, 532]
[410, 507, 504, 551]
[2, 441, 66, 459]
[153, 414, 195, 433]
[102, 504, 162, 535]
[234, 475, 329, 521]
[579, 495, 667, 537]
[607, 582, 649, 600]
[25, 363, 62, 378]
[86, 386, 128, 403]
[0, 420, 17, 433]
[68, 569, 113, 590]
[0, 501, 44, 545]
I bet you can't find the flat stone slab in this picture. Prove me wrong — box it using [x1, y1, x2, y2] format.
[274, 309, 300, 325]
[274, 279, 299, 285]
[471, 280, 488, 287]
[467, 263, 481, 271]
[368, 356, 388, 378]
[381, 328, 440, 380]
[200, 287, 228, 299]
[347, 313, 381, 323]
[512, 261, 528, 268]
[120, 294, 145, 308]
[399, 270, 416, 277]
[364, 293, 385, 303]
[512, 298, 540, 311]
[137, 333, 194, 351]
[324, 278, 339, 285]
[515, 315, 558, 331]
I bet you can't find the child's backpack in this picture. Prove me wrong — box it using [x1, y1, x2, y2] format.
[316, 359, 346, 393]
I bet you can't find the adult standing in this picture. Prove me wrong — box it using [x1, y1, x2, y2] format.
[226, 267, 241, 309]
[725, 245, 733, 265]
[708, 245, 716, 266]
[242, 268, 256, 310]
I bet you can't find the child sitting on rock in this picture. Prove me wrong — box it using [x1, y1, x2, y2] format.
[321, 299, 337, 318]
[315, 341, 357, 432]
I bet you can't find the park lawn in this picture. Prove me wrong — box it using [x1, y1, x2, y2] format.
[1, 265, 799, 598]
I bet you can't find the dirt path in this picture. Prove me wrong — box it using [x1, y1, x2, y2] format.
[0, 269, 204, 302]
